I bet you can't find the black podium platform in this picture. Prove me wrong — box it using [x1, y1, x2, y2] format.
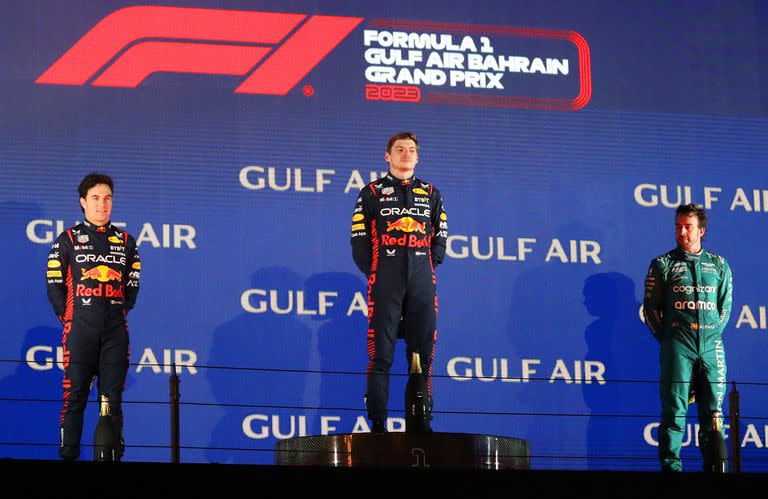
[274, 432, 530, 469]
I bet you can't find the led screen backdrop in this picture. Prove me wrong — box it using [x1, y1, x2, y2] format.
[1, 1, 767, 471]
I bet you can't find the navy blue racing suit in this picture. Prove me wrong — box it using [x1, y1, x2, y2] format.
[351, 173, 447, 424]
[46, 221, 140, 460]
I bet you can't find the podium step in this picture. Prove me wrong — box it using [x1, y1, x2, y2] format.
[275, 432, 530, 469]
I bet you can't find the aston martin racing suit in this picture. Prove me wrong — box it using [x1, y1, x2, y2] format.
[351, 173, 447, 424]
[46, 220, 140, 460]
[643, 247, 732, 471]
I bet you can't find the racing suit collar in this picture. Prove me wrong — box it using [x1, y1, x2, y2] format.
[385, 172, 416, 186]
[673, 246, 703, 261]
[83, 219, 112, 233]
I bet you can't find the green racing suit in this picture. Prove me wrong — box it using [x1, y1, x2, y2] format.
[643, 247, 733, 471]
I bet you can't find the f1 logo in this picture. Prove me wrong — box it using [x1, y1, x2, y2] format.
[36, 6, 362, 95]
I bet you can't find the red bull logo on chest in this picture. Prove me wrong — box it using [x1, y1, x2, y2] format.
[81, 265, 122, 282]
[386, 216, 426, 233]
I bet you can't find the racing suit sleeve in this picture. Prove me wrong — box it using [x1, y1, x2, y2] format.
[430, 188, 447, 268]
[351, 190, 373, 275]
[642, 259, 664, 343]
[123, 234, 140, 312]
[46, 232, 70, 323]
[717, 258, 733, 334]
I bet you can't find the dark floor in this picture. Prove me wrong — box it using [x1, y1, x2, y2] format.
[2, 458, 765, 494]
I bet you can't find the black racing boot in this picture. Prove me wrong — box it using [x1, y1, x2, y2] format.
[370, 419, 388, 433]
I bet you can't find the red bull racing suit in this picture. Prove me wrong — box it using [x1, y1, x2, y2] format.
[351, 173, 447, 426]
[46, 221, 140, 460]
[643, 247, 732, 471]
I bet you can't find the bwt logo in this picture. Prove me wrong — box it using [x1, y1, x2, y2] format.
[36, 6, 362, 94]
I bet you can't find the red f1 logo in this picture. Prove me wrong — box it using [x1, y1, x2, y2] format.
[36, 6, 362, 95]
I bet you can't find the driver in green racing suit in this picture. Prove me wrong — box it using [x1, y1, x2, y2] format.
[643, 203, 733, 472]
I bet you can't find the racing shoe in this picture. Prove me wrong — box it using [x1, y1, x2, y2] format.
[370, 419, 388, 433]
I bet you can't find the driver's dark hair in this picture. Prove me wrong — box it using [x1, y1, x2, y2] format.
[386, 132, 419, 153]
[675, 203, 707, 230]
[78, 173, 114, 213]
